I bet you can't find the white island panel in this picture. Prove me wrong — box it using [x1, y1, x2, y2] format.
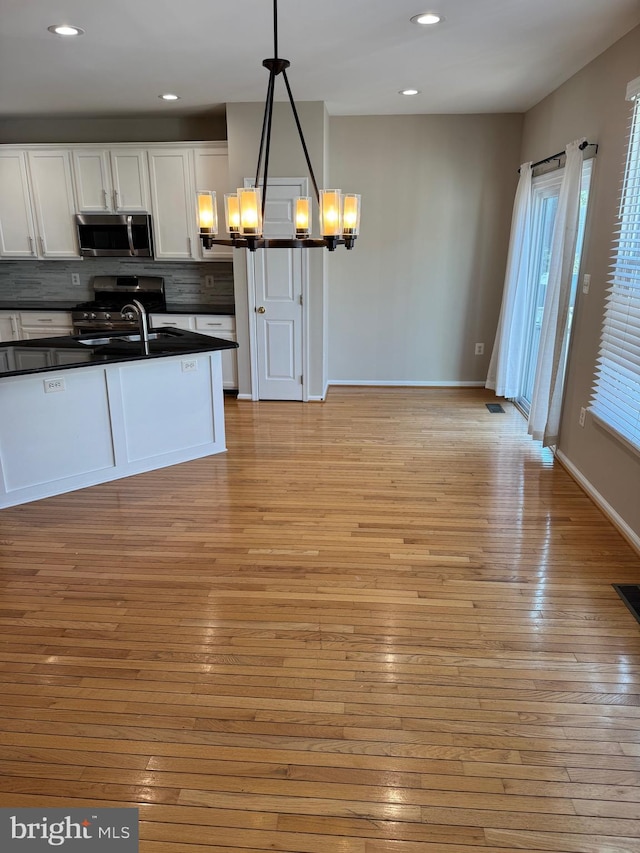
[0, 367, 114, 491]
[0, 349, 228, 509]
[118, 354, 216, 462]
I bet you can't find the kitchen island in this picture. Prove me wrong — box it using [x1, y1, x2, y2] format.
[0, 328, 238, 509]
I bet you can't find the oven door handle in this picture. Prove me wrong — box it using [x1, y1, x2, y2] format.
[126, 215, 136, 256]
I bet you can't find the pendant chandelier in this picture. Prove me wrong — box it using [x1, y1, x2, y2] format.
[197, 0, 361, 253]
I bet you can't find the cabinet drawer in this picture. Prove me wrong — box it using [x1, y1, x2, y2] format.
[19, 311, 72, 326]
[195, 315, 235, 334]
[149, 313, 194, 331]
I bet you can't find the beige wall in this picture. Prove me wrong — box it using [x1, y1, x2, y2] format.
[326, 114, 523, 384]
[521, 25, 640, 540]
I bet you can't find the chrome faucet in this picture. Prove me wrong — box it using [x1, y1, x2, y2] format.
[121, 298, 149, 353]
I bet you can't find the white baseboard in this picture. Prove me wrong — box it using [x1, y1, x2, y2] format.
[235, 393, 253, 401]
[328, 380, 486, 388]
[556, 450, 640, 556]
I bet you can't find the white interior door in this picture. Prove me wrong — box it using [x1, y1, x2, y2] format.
[249, 179, 306, 401]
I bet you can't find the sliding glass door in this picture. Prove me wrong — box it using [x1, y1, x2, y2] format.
[516, 160, 592, 415]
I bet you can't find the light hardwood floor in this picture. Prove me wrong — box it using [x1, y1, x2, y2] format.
[1, 387, 639, 852]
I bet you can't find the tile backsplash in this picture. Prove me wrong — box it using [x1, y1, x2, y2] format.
[0, 258, 234, 306]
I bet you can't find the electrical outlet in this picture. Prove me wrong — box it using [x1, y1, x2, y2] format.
[44, 377, 65, 393]
[71, 273, 80, 286]
[204, 275, 215, 288]
[582, 274, 591, 294]
[579, 406, 586, 427]
[475, 342, 484, 356]
[181, 359, 198, 373]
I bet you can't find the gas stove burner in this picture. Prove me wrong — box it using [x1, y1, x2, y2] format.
[72, 274, 166, 333]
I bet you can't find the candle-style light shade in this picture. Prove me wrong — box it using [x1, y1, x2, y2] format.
[197, 191, 218, 235]
[238, 187, 263, 236]
[342, 194, 361, 236]
[320, 189, 342, 237]
[295, 197, 311, 237]
[224, 194, 240, 235]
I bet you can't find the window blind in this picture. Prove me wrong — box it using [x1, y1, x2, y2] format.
[590, 76, 640, 453]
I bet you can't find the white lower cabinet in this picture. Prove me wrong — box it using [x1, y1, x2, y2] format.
[150, 313, 237, 389]
[18, 311, 74, 340]
[0, 313, 19, 373]
[9, 312, 75, 371]
[194, 316, 237, 390]
[149, 313, 194, 332]
[0, 312, 20, 342]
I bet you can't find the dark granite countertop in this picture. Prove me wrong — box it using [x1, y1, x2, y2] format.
[0, 301, 80, 312]
[0, 301, 236, 315]
[0, 329, 238, 379]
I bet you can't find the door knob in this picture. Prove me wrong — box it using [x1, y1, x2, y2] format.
[256, 306, 266, 313]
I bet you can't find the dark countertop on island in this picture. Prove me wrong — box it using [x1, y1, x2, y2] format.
[0, 301, 236, 315]
[0, 329, 238, 379]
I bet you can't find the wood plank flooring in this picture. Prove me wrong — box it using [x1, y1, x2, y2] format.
[1, 386, 639, 852]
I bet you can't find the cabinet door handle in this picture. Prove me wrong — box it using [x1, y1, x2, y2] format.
[10, 316, 18, 338]
[28, 236, 34, 255]
[38, 318, 53, 323]
[188, 237, 192, 256]
[103, 189, 109, 210]
[39, 235, 45, 255]
[113, 189, 119, 209]
[205, 322, 222, 327]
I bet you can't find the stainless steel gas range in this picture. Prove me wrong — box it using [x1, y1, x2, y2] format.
[71, 275, 166, 335]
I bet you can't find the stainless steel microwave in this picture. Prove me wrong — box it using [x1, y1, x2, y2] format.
[75, 214, 154, 258]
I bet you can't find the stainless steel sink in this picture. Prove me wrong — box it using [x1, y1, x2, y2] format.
[117, 331, 181, 343]
[76, 330, 181, 346]
[76, 336, 116, 346]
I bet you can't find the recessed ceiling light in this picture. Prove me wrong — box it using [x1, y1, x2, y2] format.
[400, 89, 420, 96]
[159, 93, 180, 101]
[410, 12, 443, 26]
[47, 24, 85, 37]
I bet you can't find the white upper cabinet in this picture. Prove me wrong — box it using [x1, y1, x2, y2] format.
[0, 149, 79, 259]
[73, 148, 150, 212]
[148, 148, 195, 260]
[27, 150, 80, 258]
[0, 150, 38, 258]
[0, 142, 228, 261]
[194, 147, 231, 259]
[110, 150, 150, 211]
[148, 144, 230, 261]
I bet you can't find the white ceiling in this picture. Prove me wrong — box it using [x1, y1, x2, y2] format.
[2, 0, 640, 119]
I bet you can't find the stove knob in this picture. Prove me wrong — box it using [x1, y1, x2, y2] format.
[104, 313, 112, 320]
[89, 312, 97, 320]
[83, 312, 90, 319]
